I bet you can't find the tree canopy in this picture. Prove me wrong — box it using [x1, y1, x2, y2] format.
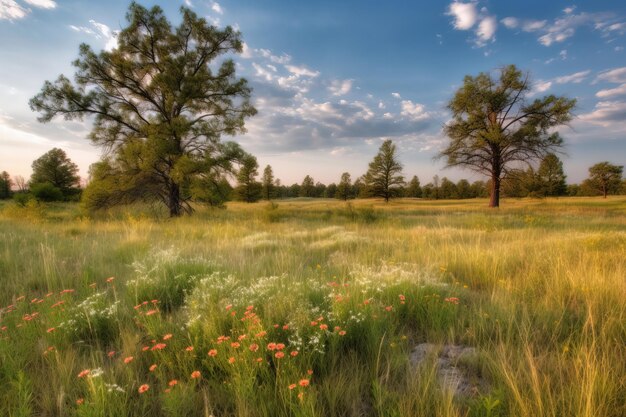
[30, 2, 256, 216]
[440, 65, 576, 207]
[30, 148, 80, 198]
[586, 162, 623, 198]
[364, 139, 405, 202]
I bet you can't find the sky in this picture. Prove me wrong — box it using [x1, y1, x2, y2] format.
[1, 0, 625, 186]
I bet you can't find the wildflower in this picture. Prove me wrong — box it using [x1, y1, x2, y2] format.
[290, 350, 298, 357]
[238, 334, 247, 341]
[256, 357, 263, 363]
[163, 334, 173, 340]
[76, 398, 84, 405]
[276, 343, 285, 350]
[307, 369, 313, 375]
[149, 364, 157, 372]
[230, 342, 240, 349]
[275, 351, 285, 359]
[146, 309, 159, 316]
[282, 324, 289, 330]
[152, 343, 166, 351]
[185, 346, 194, 352]
[106, 277, 115, 283]
[310, 321, 318, 326]
[246, 305, 254, 311]
[299, 379, 310, 387]
[444, 297, 459, 305]
[142, 346, 150, 352]
[138, 384, 149, 394]
[208, 349, 218, 357]
[124, 356, 134, 364]
[338, 330, 347, 336]
[191, 370, 201, 379]
[77, 369, 90, 378]
[225, 304, 232, 311]
[107, 351, 116, 358]
[319, 324, 328, 331]
[289, 383, 297, 390]
[228, 357, 236, 364]
[298, 392, 304, 400]
[385, 306, 392, 312]
[267, 342, 277, 351]
[47, 327, 55, 333]
[168, 379, 178, 387]
[255, 331, 267, 338]
[249, 343, 259, 352]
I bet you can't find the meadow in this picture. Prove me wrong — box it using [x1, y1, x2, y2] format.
[0, 197, 624, 417]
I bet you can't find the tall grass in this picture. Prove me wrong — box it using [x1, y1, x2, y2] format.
[0, 197, 624, 416]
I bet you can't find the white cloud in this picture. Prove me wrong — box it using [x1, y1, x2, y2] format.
[285, 65, 319, 78]
[563, 6, 576, 14]
[329, 79, 352, 96]
[392, 92, 401, 99]
[596, 83, 626, 98]
[615, 46, 624, 52]
[184, 0, 193, 7]
[595, 67, 626, 83]
[447, 1, 478, 30]
[522, 20, 547, 32]
[0, 0, 27, 20]
[539, 28, 575, 46]
[24, 0, 56, 8]
[70, 20, 119, 51]
[476, 16, 497, 45]
[530, 81, 553, 96]
[210, 1, 223, 15]
[252, 62, 274, 82]
[554, 70, 591, 84]
[501, 17, 518, 29]
[579, 100, 626, 126]
[400, 100, 430, 121]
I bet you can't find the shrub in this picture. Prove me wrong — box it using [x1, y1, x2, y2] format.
[30, 183, 64, 202]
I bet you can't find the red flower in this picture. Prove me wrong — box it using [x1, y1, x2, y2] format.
[77, 369, 90, 378]
[138, 384, 149, 394]
[163, 333, 173, 340]
[208, 349, 218, 357]
[149, 364, 157, 372]
[124, 356, 134, 364]
[299, 379, 310, 387]
[191, 370, 201, 379]
[249, 343, 259, 352]
[275, 351, 285, 359]
[168, 379, 178, 387]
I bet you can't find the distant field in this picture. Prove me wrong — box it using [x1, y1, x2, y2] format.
[0, 197, 624, 417]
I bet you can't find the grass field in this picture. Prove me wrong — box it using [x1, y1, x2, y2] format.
[0, 197, 624, 417]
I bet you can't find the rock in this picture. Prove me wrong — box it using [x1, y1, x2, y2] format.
[410, 343, 486, 399]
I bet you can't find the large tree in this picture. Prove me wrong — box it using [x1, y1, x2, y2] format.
[300, 175, 315, 197]
[536, 153, 567, 196]
[364, 139, 405, 202]
[30, 148, 80, 195]
[0, 171, 12, 199]
[335, 172, 352, 201]
[406, 175, 422, 198]
[440, 65, 576, 207]
[234, 154, 261, 203]
[30, 3, 256, 216]
[586, 162, 623, 198]
[261, 165, 275, 201]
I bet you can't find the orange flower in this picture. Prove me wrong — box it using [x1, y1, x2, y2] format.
[256, 357, 263, 363]
[107, 351, 116, 358]
[319, 324, 328, 331]
[152, 343, 167, 351]
[282, 324, 289, 330]
[77, 369, 90, 378]
[106, 277, 115, 283]
[256, 331, 267, 338]
[168, 379, 178, 387]
[267, 342, 277, 351]
[288, 383, 297, 390]
[185, 346, 194, 352]
[238, 334, 247, 341]
[338, 330, 347, 336]
[385, 306, 392, 312]
[191, 370, 201, 379]
[276, 343, 285, 350]
[149, 364, 157, 372]
[163, 333, 173, 340]
[230, 342, 240, 349]
[307, 369, 313, 375]
[290, 350, 298, 357]
[275, 351, 285, 359]
[76, 398, 84, 405]
[228, 357, 236, 364]
[124, 356, 134, 364]
[46, 327, 55, 333]
[299, 379, 310, 387]
[208, 349, 218, 357]
[249, 343, 259, 352]
[138, 384, 149, 394]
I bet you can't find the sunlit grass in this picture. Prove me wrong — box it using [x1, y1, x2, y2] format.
[0, 197, 624, 416]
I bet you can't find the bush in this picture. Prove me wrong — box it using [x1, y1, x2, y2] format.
[30, 183, 64, 202]
[12, 192, 32, 207]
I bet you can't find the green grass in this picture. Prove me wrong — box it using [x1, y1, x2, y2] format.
[0, 197, 624, 416]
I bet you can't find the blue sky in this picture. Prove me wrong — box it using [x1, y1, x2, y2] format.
[1, 0, 625, 185]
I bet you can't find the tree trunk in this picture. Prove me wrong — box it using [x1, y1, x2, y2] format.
[489, 174, 500, 208]
[168, 183, 182, 217]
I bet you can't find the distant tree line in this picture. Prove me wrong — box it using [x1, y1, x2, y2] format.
[1, 148, 624, 205]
